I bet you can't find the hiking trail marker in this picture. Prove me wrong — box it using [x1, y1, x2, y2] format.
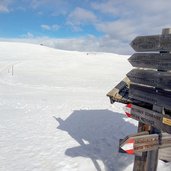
[123, 104, 171, 134]
[120, 132, 171, 154]
[107, 28, 171, 171]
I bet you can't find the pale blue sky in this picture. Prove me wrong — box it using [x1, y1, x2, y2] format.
[0, 0, 171, 54]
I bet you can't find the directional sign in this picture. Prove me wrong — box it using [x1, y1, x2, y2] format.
[120, 133, 171, 154]
[128, 53, 171, 70]
[127, 69, 171, 90]
[120, 131, 150, 154]
[123, 104, 171, 133]
[129, 84, 171, 110]
[130, 34, 171, 52]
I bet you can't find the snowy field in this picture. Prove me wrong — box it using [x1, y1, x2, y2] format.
[0, 42, 170, 171]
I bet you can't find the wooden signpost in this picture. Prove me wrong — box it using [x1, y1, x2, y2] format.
[130, 28, 171, 171]
[107, 28, 171, 171]
[128, 53, 171, 70]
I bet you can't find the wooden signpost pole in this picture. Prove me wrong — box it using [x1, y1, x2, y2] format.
[146, 105, 161, 171]
[133, 122, 149, 171]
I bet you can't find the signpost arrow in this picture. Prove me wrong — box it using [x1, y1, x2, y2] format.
[129, 84, 171, 111]
[120, 133, 171, 154]
[130, 34, 171, 52]
[120, 131, 150, 154]
[123, 104, 171, 134]
[120, 137, 135, 154]
[127, 69, 171, 89]
[128, 53, 171, 70]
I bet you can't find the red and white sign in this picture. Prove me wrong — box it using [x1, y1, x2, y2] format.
[120, 133, 171, 154]
[123, 103, 132, 117]
[120, 138, 135, 154]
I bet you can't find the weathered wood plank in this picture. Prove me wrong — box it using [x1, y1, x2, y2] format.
[120, 133, 171, 153]
[128, 53, 171, 70]
[127, 69, 171, 89]
[131, 34, 171, 52]
[124, 104, 171, 133]
[129, 84, 171, 110]
[106, 77, 131, 104]
[133, 122, 149, 171]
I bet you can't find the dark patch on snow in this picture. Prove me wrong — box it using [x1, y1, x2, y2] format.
[54, 109, 136, 171]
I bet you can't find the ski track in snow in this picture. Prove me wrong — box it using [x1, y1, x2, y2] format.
[0, 42, 170, 171]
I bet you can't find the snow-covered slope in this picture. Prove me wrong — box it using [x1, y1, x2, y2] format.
[0, 42, 170, 171]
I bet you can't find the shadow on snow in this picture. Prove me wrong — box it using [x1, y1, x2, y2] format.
[54, 109, 136, 171]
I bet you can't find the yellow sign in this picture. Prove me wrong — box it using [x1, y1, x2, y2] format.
[163, 118, 171, 126]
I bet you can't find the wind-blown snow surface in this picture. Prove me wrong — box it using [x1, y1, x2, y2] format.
[0, 42, 170, 171]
